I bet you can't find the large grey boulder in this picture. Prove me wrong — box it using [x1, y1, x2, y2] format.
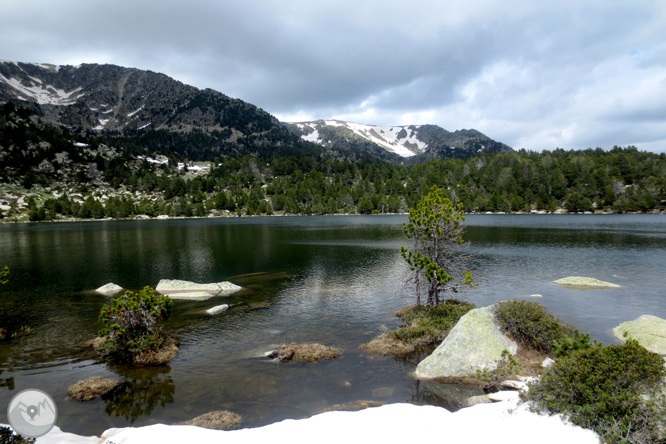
[414, 305, 517, 379]
[613, 315, 666, 355]
[155, 279, 241, 300]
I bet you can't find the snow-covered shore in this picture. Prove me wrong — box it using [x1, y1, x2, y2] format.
[16, 397, 598, 444]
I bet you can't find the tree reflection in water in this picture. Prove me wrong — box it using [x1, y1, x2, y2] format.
[102, 364, 176, 423]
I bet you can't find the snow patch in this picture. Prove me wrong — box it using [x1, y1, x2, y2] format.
[137, 155, 169, 165]
[344, 122, 425, 157]
[302, 128, 321, 143]
[19, 401, 598, 444]
[128, 106, 144, 117]
[0, 72, 85, 105]
[138, 123, 152, 130]
[94, 118, 109, 130]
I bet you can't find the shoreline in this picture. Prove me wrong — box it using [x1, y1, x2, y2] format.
[1, 209, 663, 225]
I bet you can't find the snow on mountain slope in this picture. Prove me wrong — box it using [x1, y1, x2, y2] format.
[293, 120, 426, 157]
[0, 62, 85, 105]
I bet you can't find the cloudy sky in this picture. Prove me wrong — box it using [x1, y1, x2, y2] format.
[2, 0, 666, 152]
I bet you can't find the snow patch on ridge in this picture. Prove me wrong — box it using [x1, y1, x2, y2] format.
[0, 69, 85, 105]
[292, 120, 427, 157]
[302, 129, 320, 143]
[128, 106, 144, 117]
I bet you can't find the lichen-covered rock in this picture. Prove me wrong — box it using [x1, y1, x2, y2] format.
[414, 305, 517, 379]
[613, 315, 666, 355]
[96, 283, 124, 294]
[554, 276, 619, 289]
[155, 279, 241, 299]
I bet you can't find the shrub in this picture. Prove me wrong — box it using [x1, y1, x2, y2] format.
[0, 427, 35, 444]
[389, 299, 476, 344]
[362, 299, 475, 357]
[98, 286, 173, 363]
[526, 339, 666, 443]
[477, 349, 523, 392]
[1, 266, 8, 285]
[552, 330, 601, 358]
[493, 300, 578, 354]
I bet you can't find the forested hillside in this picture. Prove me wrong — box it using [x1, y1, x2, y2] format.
[10, 146, 665, 221]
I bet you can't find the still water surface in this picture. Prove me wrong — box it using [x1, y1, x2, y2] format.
[0, 214, 665, 434]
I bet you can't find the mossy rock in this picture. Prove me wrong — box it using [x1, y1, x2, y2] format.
[67, 377, 120, 401]
[176, 410, 243, 430]
[613, 315, 666, 355]
[554, 276, 620, 289]
[132, 335, 180, 366]
[267, 343, 340, 363]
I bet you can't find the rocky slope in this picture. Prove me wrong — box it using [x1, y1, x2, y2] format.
[0, 61, 309, 160]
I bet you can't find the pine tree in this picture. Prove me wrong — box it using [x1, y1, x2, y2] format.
[401, 187, 476, 306]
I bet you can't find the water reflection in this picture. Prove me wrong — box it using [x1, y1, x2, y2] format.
[103, 365, 176, 423]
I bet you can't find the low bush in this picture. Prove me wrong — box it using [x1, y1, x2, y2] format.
[97, 286, 175, 364]
[493, 300, 580, 354]
[389, 299, 476, 345]
[362, 299, 475, 357]
[526, 339, 666, 444]
[0, 427, 34, 444]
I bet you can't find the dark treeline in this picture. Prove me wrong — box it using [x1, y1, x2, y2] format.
[28, 146, 666, 221]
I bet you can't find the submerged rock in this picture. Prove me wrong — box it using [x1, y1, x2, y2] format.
[421, 380, 486, 408]
[206, 304, 229, 315]
[415, 305, 517, 379]
[155, 279, 241, 299]
[554, 276, 619, 289]
[613, 315, 666, 355]
[96, 283, 124, 294]
[464, 394, 493, 407]
[267, 343, 341, 363]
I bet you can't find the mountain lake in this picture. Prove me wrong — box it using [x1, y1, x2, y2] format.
[0, 214, 665, 435]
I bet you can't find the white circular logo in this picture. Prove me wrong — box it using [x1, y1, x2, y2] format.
[7, 389, 58, 438]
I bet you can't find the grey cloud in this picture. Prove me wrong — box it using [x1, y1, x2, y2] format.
[1, 0, 665, 152]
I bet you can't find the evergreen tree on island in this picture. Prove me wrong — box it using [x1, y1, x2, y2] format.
[401, 187, 476, 306]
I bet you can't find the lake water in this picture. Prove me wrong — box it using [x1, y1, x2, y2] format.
[0, 214, 665, 435]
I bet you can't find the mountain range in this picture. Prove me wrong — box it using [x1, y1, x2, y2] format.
[0, 60, 512, 163]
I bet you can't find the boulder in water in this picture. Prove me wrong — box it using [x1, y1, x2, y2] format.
[415, 305, 517, 379]
[613, 315, 666, 355]
[96, 283, 124, 294]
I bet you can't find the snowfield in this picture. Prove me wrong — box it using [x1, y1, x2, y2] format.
[292, 120, 428, 157]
